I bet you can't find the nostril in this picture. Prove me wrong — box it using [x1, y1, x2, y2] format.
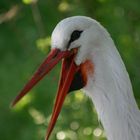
[52, 49, 60, 59]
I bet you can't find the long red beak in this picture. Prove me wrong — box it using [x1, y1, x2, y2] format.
[11, 48, 79, 140]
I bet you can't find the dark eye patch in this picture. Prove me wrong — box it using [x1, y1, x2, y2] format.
[67, 30, 83, 48]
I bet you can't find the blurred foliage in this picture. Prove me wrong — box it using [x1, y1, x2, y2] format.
[0, 0, 140, 140]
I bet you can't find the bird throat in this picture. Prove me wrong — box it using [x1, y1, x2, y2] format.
[68, 60, 94, 93]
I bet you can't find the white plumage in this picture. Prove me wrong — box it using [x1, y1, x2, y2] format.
[51, 16, 140, 140]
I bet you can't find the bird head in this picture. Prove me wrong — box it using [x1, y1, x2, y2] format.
[51, 16, 104, 65]
[11, 16, 103, 139]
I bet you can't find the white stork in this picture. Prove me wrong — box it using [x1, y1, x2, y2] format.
[12, 16, 140, 140]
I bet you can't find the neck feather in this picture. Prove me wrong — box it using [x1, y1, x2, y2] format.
[83, 36, 140, 140]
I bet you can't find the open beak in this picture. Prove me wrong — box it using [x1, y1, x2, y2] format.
[11, 48, 80, 140]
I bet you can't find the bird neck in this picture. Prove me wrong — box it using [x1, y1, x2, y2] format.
[83, 38, 140, 140]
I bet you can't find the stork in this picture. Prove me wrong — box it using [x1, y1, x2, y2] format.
[12, 16, 140, 140]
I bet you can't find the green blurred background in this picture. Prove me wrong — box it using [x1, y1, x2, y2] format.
[0, 0, 140, 140]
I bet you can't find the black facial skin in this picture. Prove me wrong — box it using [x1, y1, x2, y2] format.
[68, 70, 85, 93]
[67, 30, 85, 93]
[67, 30, 83, 48]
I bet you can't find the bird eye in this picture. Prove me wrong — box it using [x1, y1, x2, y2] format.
[70, 30, 83, 42]
[67, 30, 83, 48]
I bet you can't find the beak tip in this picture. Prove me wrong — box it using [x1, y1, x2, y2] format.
[45, 135, 49, 140]
[10, 98, 18, 108]
[10, 101, 15, 108]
